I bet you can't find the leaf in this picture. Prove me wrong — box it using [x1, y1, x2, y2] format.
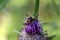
[48, 35, 56, 40]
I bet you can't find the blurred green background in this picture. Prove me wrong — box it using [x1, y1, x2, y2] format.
[0, 0, 60, 40]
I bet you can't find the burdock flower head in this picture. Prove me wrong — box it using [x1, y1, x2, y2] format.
[24, 16, 42, 35]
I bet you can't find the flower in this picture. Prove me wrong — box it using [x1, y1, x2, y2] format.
[24, 16, 42, 35]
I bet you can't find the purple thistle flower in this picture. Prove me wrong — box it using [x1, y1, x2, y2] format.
[18, 17, 48, 40]
[24, 17, 43, 35]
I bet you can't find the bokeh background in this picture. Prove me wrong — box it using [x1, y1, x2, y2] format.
[0, 0, 60, 40]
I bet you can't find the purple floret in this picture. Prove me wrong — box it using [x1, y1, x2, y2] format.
[25, 17, 42, 35]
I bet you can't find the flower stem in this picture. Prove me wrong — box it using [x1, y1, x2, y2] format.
[33, 0, 39, 18]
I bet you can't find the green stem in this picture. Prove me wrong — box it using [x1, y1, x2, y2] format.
[33, 0, 39, 18]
